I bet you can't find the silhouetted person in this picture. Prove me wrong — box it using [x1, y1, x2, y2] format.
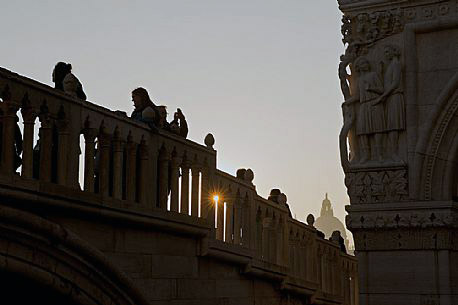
[169, 108, 188, 138]
[130, 87, 158, 128]
[330, 230, 347, 253]
[52, 62, 86, 100]
[156, 106, 170, 130]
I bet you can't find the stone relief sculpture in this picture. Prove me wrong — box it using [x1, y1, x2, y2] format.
[377, 44, 405, 162]
[340, 44, 405, 168]
[343, 56, 384, 164]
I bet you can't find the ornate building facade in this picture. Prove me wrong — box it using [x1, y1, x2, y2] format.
[337, 0, 458, 304]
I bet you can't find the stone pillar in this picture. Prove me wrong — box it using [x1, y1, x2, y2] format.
[83, 129, 97, 192]
[20, 105, 35, 179]
[169, 155, 180, 212]
[157, 147, 169, 210]
[97, 128, 110, 197]
[200, 167, 215, 229]
[233, 193, 242, 245]
[112, 128, 123, 200]
[56, 109, 69, 186]
[38, 109, 52, 182]
[180, 161, 190, 215]
[216, 198, 224, 241]
[137, 137, 148, 205]
[190, 166, 200, 217]
[125, 133, 136, 202]
[225, 198, 233, 243]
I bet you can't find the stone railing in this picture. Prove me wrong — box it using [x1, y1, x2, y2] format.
[0, 66, 358, 305]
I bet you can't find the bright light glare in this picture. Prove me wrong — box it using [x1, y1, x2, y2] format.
[213, 195, 219, 202]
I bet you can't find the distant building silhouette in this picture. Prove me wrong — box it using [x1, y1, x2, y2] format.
[314, 193, 349, 250]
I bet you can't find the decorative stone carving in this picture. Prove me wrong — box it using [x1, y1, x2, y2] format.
[340, 43, 405, 169]
[346, 211, 457, 230]
[204, 133, 215, 149]
[340, 9, 404, 49]
[345, 168, 408, 203]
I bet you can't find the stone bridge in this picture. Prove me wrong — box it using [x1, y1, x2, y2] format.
[0, 67, 358, 305]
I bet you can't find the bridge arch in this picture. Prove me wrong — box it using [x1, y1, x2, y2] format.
[0, 205, 149, 305]
[415, 72, 458, 201]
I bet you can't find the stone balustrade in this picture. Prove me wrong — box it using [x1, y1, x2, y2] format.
[0, 66, 358, 305]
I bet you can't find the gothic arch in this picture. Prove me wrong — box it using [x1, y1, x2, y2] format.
[0, 205, 149, 305]
[414, 72, 458, 200]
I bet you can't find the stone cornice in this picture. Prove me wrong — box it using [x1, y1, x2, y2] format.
[338, 0, 408, 12]
[338, 0, 449, 13]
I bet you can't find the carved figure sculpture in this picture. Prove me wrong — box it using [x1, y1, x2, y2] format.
[343, 56, 384, 163]
[374, 44, 404, 162]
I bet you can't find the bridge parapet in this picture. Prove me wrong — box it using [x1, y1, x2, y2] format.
[0, 66, 357, 305]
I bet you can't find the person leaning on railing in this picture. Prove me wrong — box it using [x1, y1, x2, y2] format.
[52, 62, 87, 100]
[130, 87, 159, 129]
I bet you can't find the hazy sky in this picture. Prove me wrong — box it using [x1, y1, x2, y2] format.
[2, 1, 350, 240]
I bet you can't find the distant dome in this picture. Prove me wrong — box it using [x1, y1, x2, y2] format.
[314, 193, 349, 247]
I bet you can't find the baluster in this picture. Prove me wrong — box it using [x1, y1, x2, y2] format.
[318, 248, 324, 292]
[125, 132, 136, 202]
[98, 123, 110, 197]
[233, 191, 242, 245]
[225, 198, 233, 243]
[276, 219, 284, 265]
[56, 106, 69, 185]
[190, 165, 200, 217]
[0, 94, 20, 174]
[352, 267, 359, 305]
[83, 126, 97, 192]
[20, 102, 36, 179]
[170, 151, 180, 212]
[255, 207, 263, 258]
[249, 197, 258, 250]
[306, 239, 312, 282]
[38, 102, 52, 182]
[158, 146, 169, 209]
[112, 127, 123, 200]
[200, 166, 215, 228]
[180, 158, 190, 215]
[241, 194, 250, 247]
[137, 137, 148, 204]
[216, 197, 224, 240]
[270, 216, 277, 263]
